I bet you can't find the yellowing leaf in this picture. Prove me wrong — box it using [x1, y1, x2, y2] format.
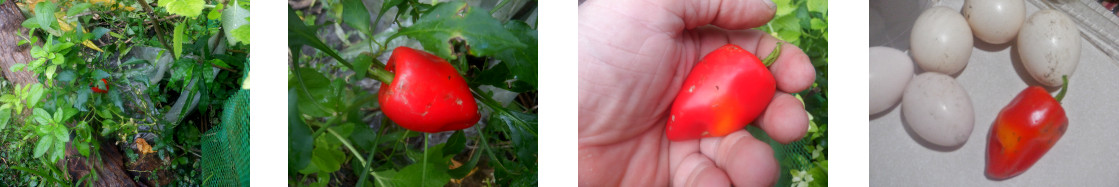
[136, 137, 155, 155]
[82, 40, 103, 52]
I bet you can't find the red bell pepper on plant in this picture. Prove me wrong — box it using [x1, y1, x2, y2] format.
[378, 46, 480, 133]
[986, 76, 1070, 180]
[666, 43, 781, 141]
[91, 78, 109, 93]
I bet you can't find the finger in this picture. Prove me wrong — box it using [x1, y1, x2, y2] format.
[672, 153, 732, 187]
[699, 131, 779, 186]
[680, 0, 777, 30]
[728, 30, 816, 93]
[756, 92, 809, 144]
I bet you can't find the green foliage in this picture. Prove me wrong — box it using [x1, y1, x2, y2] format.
[2, 0, 250, 185]
[159, 0, 206, 17]
[760, 0, 827, 186]
[290, 0, 538, 186]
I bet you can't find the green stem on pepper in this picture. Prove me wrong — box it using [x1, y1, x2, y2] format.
[1055, 75, 1069, 103]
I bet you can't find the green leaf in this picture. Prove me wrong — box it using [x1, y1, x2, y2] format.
[392, 1, 526, 60]
[33, 1, 58, 33]
[810, 18, 826, 30]
[33, 136, 53, 158]
[350, 54, 373, 80]
[67, 3, 92, 17]
[442, 130, 465, 156]
[222, 0, 250, 45]
[289, 68, 334, 117]
[75, 141, 90, 157]
[807, 0, 827, 14]
[0, 108, 8, 130]
[159, 0, 206, 17]
[492, 20, 538, 91]
[57, 70, 75, 83]
[342, 0, 372, 33]
[773, 0, 796, 16]
[308, 138, 344, 173]
[92, 69, 110, 79]
[173, 23, 184, 59]
[289, 89, 313, 171]
[288, 8, 355, 70]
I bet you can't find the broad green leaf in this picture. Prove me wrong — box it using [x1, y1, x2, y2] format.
[807, 0, 827, 14]
[442, 130, 465, 156]
[308, 138, 344, 173]
[392, 2, 526, 60]
[159, 0, 205, 17]
[810, 18, 826, 30]
[67, 3, 92, 17]
[33, 1, 58, 33]
[92, 69, 110, 79]
[341, 0, 371, 33]
[173, 23, 184, 59]
[33, 136, 53, 158]
[289, 68, 334, 117]
[773, 0, 796, 16]
[222, 0, 250, 45]
[207, 2, 224, 20]
[350, 54, 373, 80]
[27, 84, 44, 109]
[349, 122, 376, 150]
[57, 70, 75, 83]
[231, 25, 250, 45]
[493, 20, 538, 91]
[0, 108, 9, 130]
[289, 89, 313, 170]
[75, 141, 90, 157]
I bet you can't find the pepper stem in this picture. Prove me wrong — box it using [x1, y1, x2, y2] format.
[761, 42, 783, 67]
[1055, 75, 1069, 103]
[368, 66, 395, 85]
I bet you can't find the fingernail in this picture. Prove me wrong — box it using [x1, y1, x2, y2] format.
[764, 0, 776, 10]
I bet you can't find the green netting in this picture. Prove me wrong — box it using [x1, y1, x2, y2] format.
[747, 126, 813, 187]
[201, 88, 250, 186]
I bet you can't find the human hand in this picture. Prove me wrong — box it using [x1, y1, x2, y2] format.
[577, 0, 816, 186]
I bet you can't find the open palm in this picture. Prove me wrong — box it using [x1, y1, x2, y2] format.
[578, 0, 816, 186]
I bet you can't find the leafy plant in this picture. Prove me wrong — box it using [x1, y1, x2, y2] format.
[760, 0, 827, 186]
[1, 0, 250, 185]
[289, 0, 538, 186]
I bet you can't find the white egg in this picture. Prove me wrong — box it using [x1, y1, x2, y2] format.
[1018, 9, 1080, 87]
[869, 47, 914, 115]
[962, 0, 1026, 44]
[910, 6, 973, 75]
[902, 72, 974, 147]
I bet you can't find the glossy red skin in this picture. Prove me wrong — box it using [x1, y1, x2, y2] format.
[91, 79, 108, 93]
[666, 44, 775, 141]
[379, 47, 480, 133]
[986, 86, 1068, 180]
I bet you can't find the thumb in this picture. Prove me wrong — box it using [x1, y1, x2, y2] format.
[681, 0, 777, 30]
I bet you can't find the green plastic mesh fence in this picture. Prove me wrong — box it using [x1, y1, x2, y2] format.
[201, 88, 250, 186]
[747, 126, 812, 187]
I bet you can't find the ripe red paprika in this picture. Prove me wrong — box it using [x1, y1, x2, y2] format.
[378, 46, 480, 133]
[91, 79, 109, 93]
[666, 43, 780, 141]
[986, 76, 1069, 180]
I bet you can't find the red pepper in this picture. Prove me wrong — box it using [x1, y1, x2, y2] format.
[986, 76, 1069, 180]
[666, 44, 780, 141]
[378, 46, 480, 133]
[90, 79, 109, 93]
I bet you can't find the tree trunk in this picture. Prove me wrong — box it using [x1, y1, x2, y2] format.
[0, 0, 38, 85]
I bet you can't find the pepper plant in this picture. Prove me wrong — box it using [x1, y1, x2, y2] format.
[288, 0, 538, 186]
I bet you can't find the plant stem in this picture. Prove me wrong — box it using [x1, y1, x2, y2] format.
[328, 128, 366, 166]
[356, 124, 386, 186]
[1056, 75, 1069, 103]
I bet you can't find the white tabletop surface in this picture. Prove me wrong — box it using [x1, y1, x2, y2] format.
[870, 0, 1119, 186]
